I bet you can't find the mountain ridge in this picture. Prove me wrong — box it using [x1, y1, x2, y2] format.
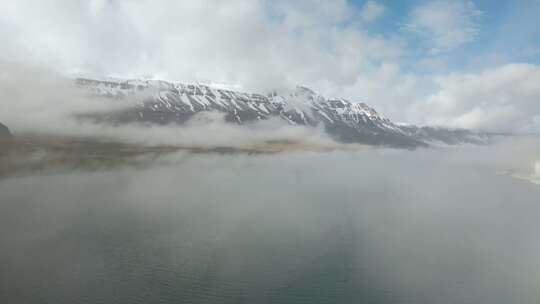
[75, 78, 490, 148]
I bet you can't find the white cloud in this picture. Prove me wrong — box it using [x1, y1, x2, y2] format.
[413, 64, 540, 133]
[317, 62, 423, 123]
[2, 0, 539, 135]
[404, 0, 482, 54]
[269, 0, 351, 29]
[0, 0, 402, 94]
[360, 1, 386, 23]
[0, 61, 335, 147]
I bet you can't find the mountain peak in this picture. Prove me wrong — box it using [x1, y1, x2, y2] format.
[75, 77, 489, 148]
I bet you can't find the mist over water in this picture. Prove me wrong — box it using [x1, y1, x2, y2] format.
[2, 1, 540, 302]
[1, 140, 540, 303]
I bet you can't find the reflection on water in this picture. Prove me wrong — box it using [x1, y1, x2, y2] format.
[1, 146, 540, 303]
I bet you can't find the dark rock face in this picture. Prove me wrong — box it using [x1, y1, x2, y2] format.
[0, 122, 12, 141]
[75, 78, 490, 148]
[0, 122, 13, 155]
[398, 125, 490, 145]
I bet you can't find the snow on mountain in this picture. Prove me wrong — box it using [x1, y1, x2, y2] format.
[74, 78, 489, 148]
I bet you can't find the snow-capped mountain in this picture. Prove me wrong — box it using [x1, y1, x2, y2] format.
[75, 78, 489, 148]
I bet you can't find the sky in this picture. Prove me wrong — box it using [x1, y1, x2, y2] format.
[0, 0, 539, 133]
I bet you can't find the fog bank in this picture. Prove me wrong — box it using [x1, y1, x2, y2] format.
[1, 141, 540, 303]
[0, 62, 334, 147]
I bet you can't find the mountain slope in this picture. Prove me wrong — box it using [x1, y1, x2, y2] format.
[0, 122, 12, 141]
[75, 78, 489, 148]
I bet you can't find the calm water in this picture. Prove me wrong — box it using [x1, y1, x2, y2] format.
[1, 148, 540, 303]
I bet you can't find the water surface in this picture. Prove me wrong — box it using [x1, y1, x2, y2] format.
[1, 147, 539, 303]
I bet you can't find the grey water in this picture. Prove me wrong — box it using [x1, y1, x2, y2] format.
[1, 145, 540, 303]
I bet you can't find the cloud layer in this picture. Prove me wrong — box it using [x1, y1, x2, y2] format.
[0, 0, 399, 93]
[414, 64, 540, 132]
[360, 0, 386, 23]
[0, 0, 539, 133]
[2, 139, 540, 303]
[0, 62, 334, 147]
[404, 0, 482, 54]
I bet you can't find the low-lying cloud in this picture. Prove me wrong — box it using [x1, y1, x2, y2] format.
[0, 62, 334, 147]
[1, 139, 540, 303]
